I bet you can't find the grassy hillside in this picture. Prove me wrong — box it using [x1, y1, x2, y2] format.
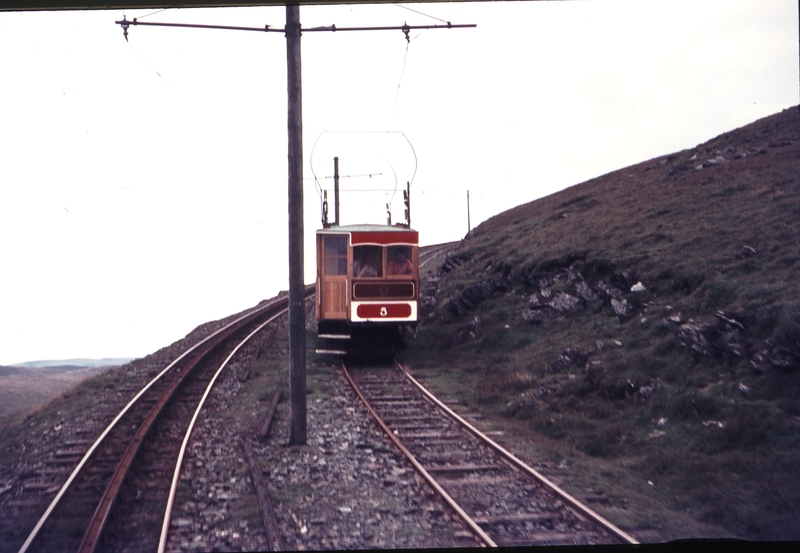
[401, 106, 800, 541]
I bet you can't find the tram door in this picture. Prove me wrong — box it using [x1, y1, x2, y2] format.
[319, 234, 348, 320]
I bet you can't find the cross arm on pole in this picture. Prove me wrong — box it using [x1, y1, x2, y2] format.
[115, 15, 475, 41]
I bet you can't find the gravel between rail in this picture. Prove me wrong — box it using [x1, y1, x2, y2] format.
[164, 353, 479, 550]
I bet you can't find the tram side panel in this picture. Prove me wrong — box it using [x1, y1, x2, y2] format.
[317, 233, 349, 337]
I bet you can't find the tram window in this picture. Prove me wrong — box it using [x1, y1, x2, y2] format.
[353, 245, 382, 278]
[387, 246, 414, 276]
[324, 236, 347, 276]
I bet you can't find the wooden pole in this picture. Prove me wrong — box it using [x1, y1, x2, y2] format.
[334, 156, 340, 226]
[286, 3, 306, 446]
[467, 190, 471, 233]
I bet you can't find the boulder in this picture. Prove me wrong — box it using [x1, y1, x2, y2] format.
[576, 281, 601, 304]
[522, 308, 544, 325]
[714, 311, 745, 330]
[611, 298, 631, 320]
[703, 156, 730, 167]
[548, 293, 582, 314]
[596, 281, 624, 300]
[678, 321, 714, 356]
[447, 282, 493, 316]
[736, 245, 757, 259]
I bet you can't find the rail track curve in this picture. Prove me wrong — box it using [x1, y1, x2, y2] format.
[17, 286, 313, 553]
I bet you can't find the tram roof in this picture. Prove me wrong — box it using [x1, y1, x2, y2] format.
[317, 224, 417, 234]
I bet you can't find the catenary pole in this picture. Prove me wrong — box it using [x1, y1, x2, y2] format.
[286, 4, 306, 445]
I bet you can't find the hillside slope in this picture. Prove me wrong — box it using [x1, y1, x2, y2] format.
[402, 106, 800, 541]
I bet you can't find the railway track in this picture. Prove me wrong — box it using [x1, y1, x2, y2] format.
[16, 287, 313, 553]
[342, 358, 639, 547]
[7, 260, 637, 549]
[419, 241, 459, 270]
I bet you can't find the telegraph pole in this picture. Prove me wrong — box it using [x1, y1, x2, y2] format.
[285, 4, 306, 446]
[467, 190, 471, 233]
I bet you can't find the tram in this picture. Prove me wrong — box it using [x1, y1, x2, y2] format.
[314, 153, 418, 355]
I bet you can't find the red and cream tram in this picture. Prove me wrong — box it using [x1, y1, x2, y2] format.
[316, 224, 419, 355]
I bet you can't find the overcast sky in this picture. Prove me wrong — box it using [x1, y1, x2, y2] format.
[1, 1, 797, 365]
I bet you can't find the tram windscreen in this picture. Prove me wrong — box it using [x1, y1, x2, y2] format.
[353, 245, 382, 278]
[387, 246, 414, 276]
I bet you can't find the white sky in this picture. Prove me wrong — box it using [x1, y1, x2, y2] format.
[0, 1, 797, 365]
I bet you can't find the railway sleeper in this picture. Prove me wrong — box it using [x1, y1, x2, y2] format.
[53, 450, 84, 458]
[387, 423, 454, 431]
[380, 415, 442, 422]
[435, 476, 519, 486]
[474, 512, 555, 525]
[423, 464, 507, 473]
[398, 433, 462, 440]
[495, 531, 603, 547]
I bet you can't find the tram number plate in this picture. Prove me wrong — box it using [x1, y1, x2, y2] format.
[356, 304, 412, 318]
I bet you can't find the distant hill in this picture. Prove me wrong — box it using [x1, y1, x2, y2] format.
[402, 106, 800, 541]
[9, 358, 135, 369]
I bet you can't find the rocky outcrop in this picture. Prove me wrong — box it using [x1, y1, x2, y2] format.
[750, 340, 800, 373]
[519, 261, 643, 325]
[662, 311, 747, 361]
[447, 282, 493, 317]
[668, 145, 769, 176]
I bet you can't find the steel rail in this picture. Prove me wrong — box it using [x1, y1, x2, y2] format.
[393, 361, 640, 545]
[18, 306, 264, 553]
[340, 360, 497, 548]
[419, 243, 459, 270]
[17, 286, 313, 553]
[77, 333, 223, 553]
[157, 305, 293, 553]
[77, 296, 295, 553]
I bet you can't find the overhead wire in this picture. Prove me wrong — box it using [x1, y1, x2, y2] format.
[387, 41, 409, 131]
[393, 3, 449, 24]
[137, 8, 169, 21]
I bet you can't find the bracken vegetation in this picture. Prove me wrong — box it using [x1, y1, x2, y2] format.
[402, 106, 800, 542]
